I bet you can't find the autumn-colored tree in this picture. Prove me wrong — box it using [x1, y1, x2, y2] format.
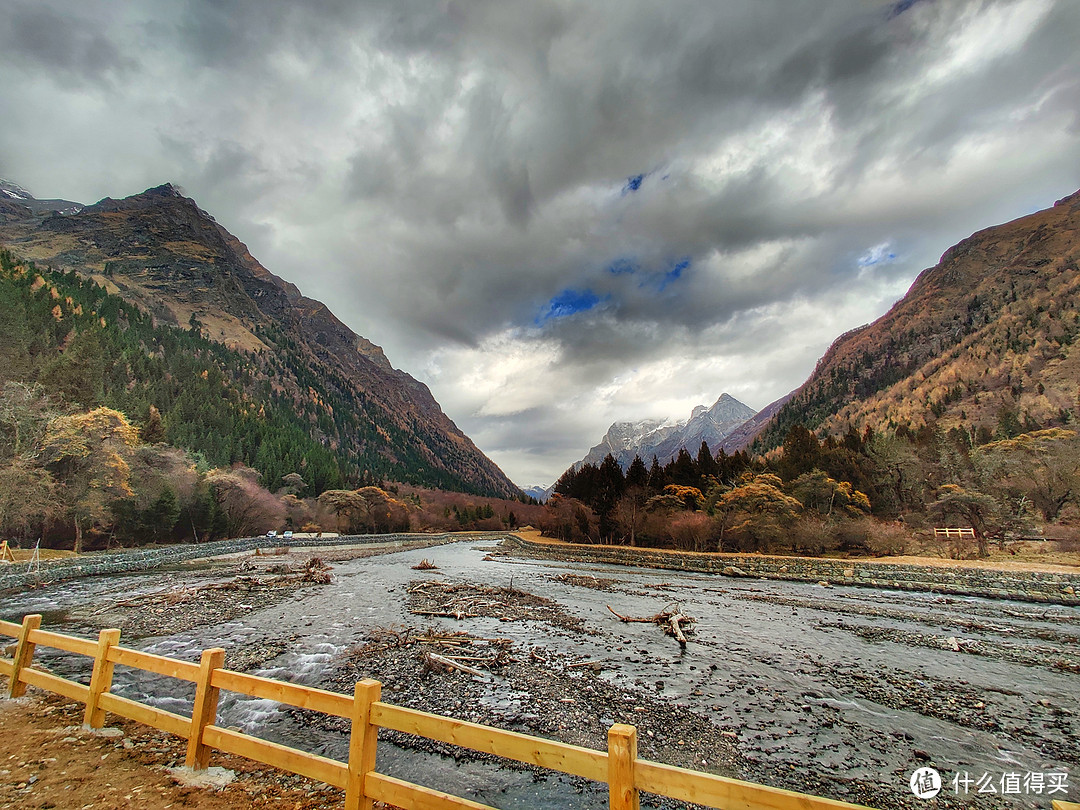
[141, 405, 166, 444]
[354, 486, 410, 533]
[668, 511, 715, 552]
[316, 487, 409, 534]
[39, 408, 140, 552]
[538, 494, 597, 543]
[0, 459, 62, 544]
[928, 484, 999, 558]
[206, 466, 284, 538]
[0, 382, 56, 462]
[280, 472, 307, 496]
[662, 484, 704, 510]
[317, 489, 365, 533]
[789, 470, 871, 517]
[973, 428, 1080, 521]
[715, 475, 803, 552]
[280, 494, 314, 530]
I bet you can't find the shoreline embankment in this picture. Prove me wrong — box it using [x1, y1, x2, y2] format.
[500, 534, 1080, 606]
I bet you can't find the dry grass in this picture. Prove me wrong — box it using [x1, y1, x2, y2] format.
[6, 547, 77, 562]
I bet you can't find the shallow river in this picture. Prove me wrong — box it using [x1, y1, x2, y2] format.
[3, 538, 1077, 809]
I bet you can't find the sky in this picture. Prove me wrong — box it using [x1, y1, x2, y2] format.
[2, 0, 1079, 487]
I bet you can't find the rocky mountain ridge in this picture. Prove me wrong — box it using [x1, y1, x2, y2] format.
[574, 393, 756, 470]
[748, 187, 1080, 451]
[0, 181, 520, 498]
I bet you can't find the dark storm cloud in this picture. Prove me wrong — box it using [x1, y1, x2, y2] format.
[0, 2, 138, 85]
[2, 0, 1079, 484]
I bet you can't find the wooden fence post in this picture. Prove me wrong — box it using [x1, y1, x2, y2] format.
[83, 628, 121, 728]
[345, 679, 382, 810]
[185, 647, 225, 770]
[8, 614, 41, 699]
[608, 723, 639, 810]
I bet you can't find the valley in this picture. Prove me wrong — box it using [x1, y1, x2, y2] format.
[3, 537, 1076, 809]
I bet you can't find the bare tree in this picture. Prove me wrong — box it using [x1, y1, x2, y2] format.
[206, 466, 284, 538]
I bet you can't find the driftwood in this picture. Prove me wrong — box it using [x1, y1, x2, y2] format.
[606, 605, 656, 623]
[412, 558, 439, 570]
[425, 651, 491, 680]
[606, 603, 695, 648]
[668, 613, 689, 647]
[411, 609, 479, 620]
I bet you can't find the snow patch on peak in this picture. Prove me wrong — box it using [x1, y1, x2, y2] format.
[0, 180, 32, 200]
[572, 393, 757, 472]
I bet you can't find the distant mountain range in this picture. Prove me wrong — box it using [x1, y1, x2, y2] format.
[571, 393, 757, 472]
[0, 180, 520, 498]
[521, 485, 554, 502]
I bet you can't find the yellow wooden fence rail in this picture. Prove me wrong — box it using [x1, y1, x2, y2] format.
[933, 527, 976, 539]
[2, 613, 1061, 810]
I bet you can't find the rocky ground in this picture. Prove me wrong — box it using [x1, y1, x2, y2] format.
[5, 541, 1077, 810]
[0, 691, 368, 810]
[62, 543, 448, 642]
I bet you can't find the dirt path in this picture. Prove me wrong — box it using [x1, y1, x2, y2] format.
[0, 691, 396, 810]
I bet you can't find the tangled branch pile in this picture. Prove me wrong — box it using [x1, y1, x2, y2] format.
[406, 579, 586, 631]
[606, 603, 696, 647]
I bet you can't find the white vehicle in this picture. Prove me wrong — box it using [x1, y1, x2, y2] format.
[266, 530, 277, 538]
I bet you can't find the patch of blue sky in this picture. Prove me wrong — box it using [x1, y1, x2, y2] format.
[607, 257, 637, 275]
[622, 173, 645, 194]
[857, 242, 897, 267]
[887, 0, 928, 19]
[535, 288, 607, 324]
[657, 256, 691, 291]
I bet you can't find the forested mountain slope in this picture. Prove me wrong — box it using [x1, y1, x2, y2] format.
[752, 189, 1080, 451]
[0, 183, 519, 497]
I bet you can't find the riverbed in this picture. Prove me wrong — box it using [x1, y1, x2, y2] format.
[2, 537, 1076, 809]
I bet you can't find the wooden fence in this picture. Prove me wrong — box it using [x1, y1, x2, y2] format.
[1, 614, 1074, 810]
[933, 528, 976, 540]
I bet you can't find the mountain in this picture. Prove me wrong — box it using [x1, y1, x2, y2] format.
[749, 188, 1080, 451]
[0, 180, 520, 498]
[650, 394, 758, 462]
[574, 393, 756, 470]
[521, 484, 554, 503]
[0, 180, 82, 216]
[718, 391, 794, 453]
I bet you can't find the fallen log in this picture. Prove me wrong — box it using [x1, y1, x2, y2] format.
[607, 605, 656, 623]
[668, 613, 689, 648]
[410, 609, 478, 620]
[606, 603, 696, 646]
[425, 651, 490, 680]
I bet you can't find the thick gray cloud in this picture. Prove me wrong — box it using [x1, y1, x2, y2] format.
[2, 0, 1079, 486]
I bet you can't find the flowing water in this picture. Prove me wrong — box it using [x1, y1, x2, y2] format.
[2, 539, 1077, 808]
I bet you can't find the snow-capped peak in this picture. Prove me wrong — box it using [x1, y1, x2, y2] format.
[0, 180, 32, 200]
